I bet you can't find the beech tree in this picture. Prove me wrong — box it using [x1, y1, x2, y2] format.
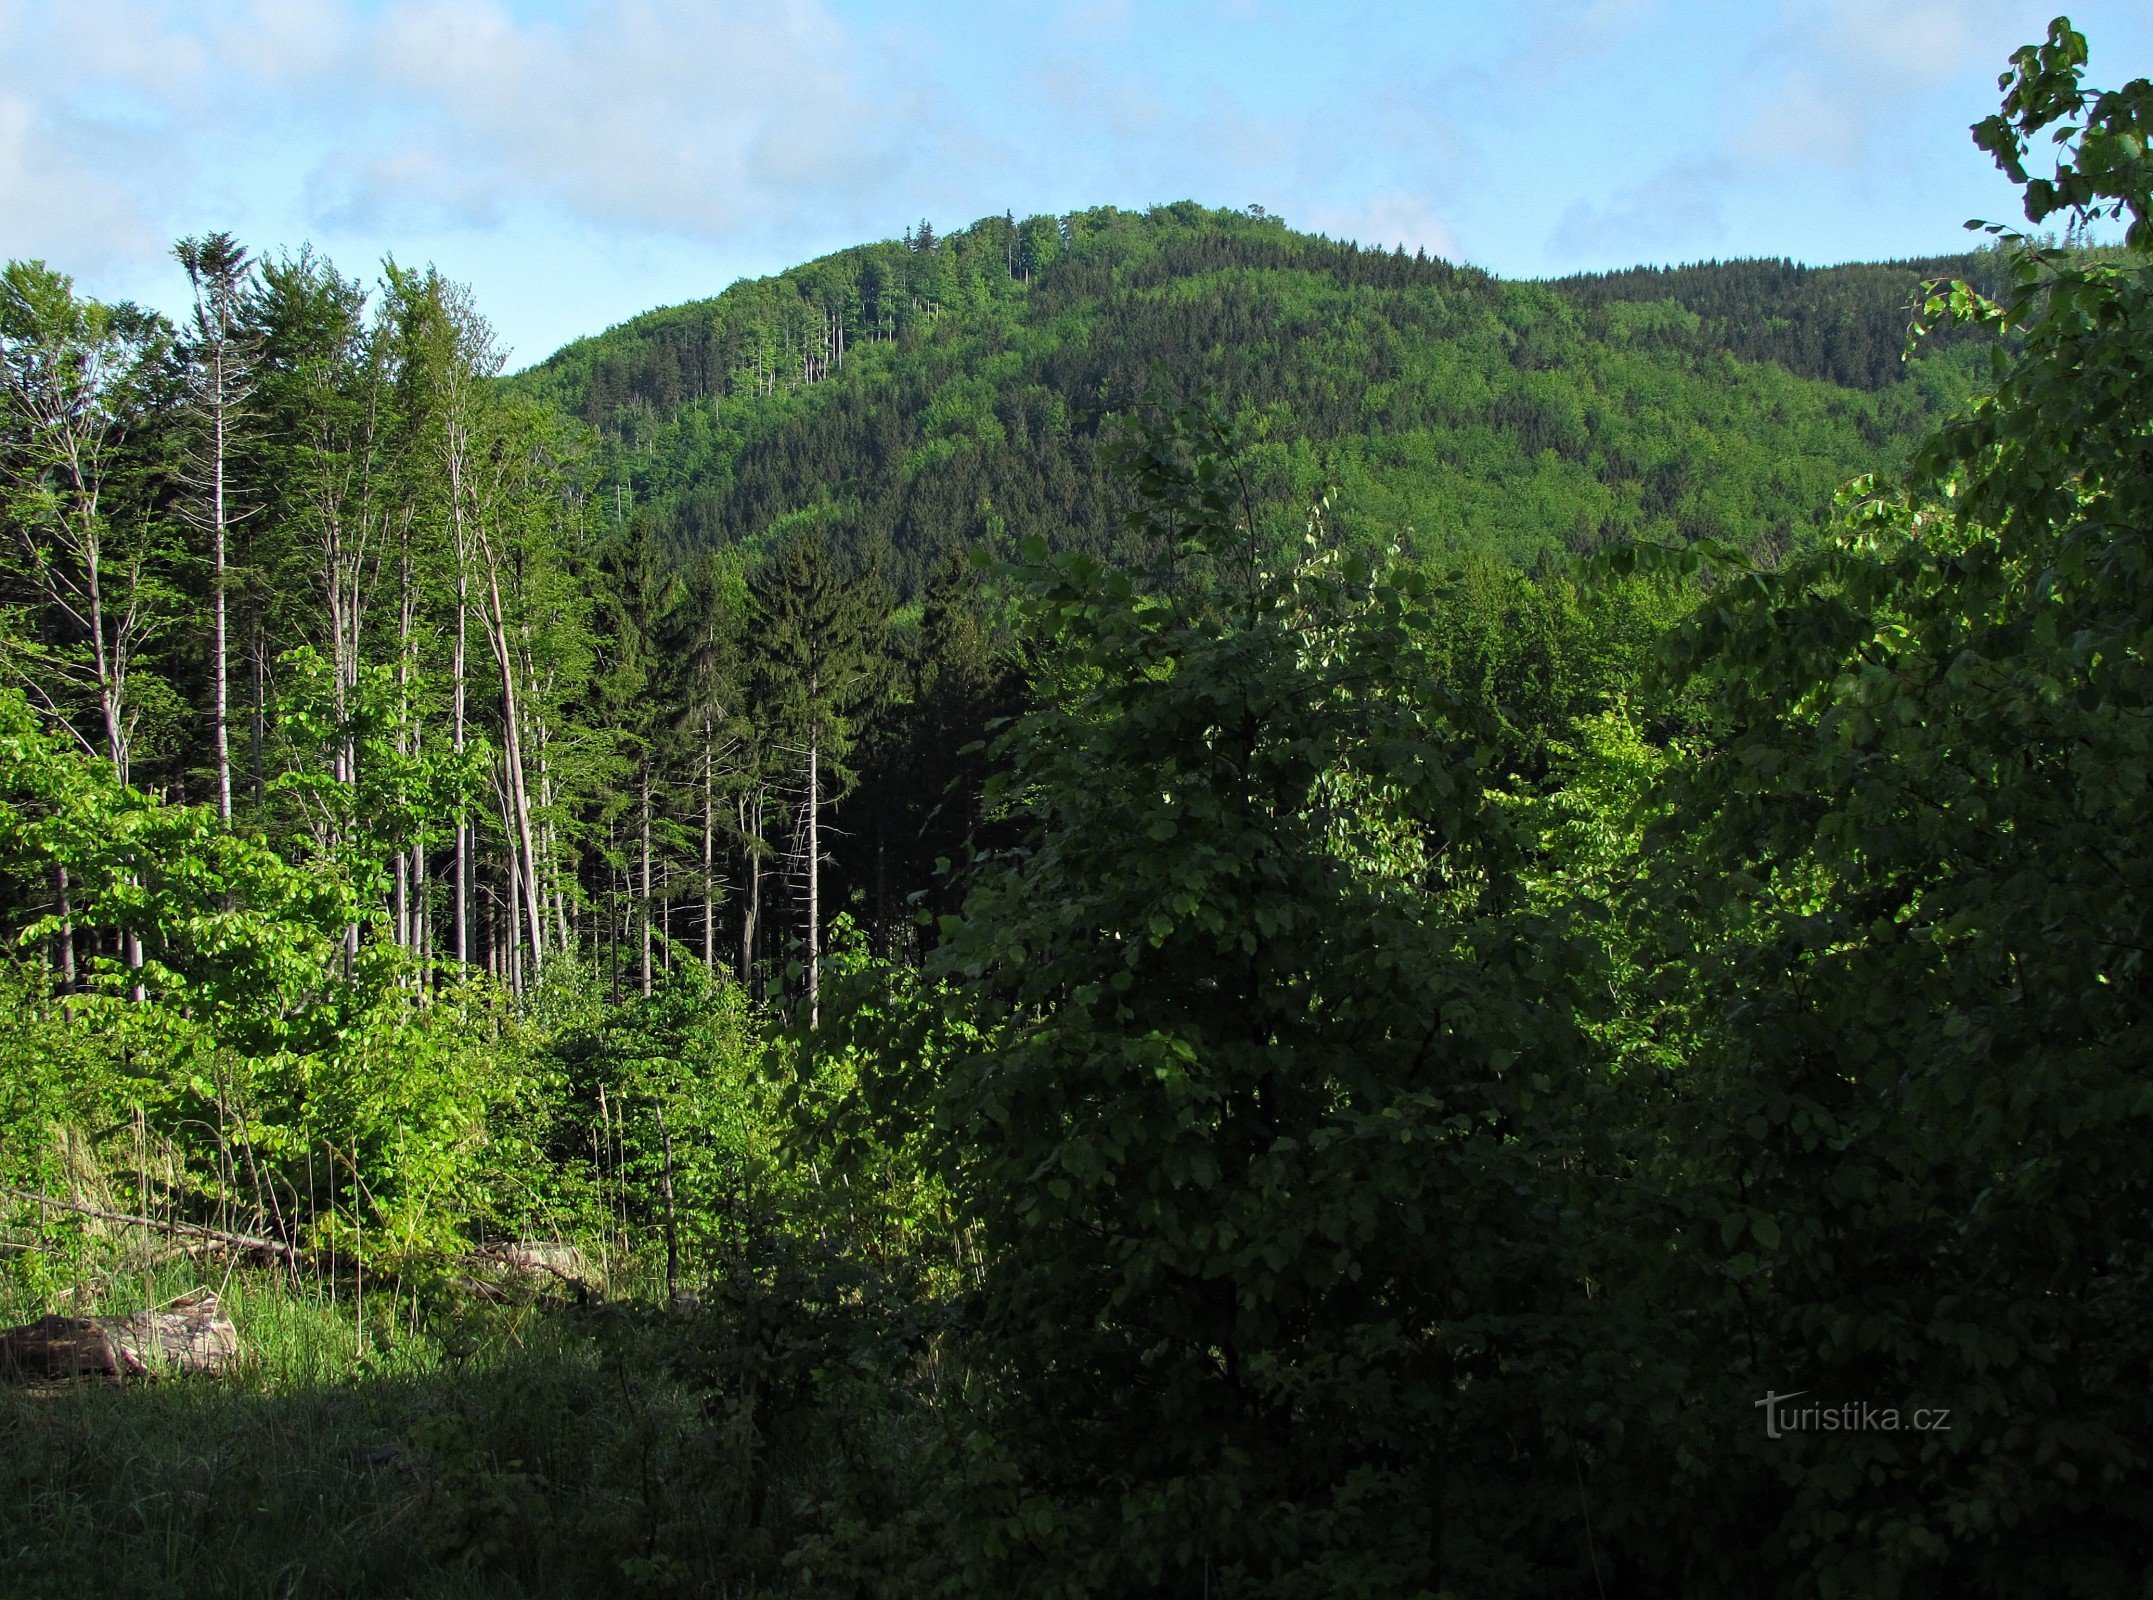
[1599, 24, 2153, 1589]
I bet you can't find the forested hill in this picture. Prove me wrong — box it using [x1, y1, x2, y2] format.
[1550, 250, 2002, 390]
[513, 202, 1994, 590]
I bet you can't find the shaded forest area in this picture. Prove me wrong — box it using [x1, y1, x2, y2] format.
[4, 17, 2152, 1599]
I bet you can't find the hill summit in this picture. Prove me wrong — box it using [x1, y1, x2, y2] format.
[515, 202, 1995, 589]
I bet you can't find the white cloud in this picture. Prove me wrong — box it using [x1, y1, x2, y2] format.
[1541, 0, 2045, 266]
[1548, 160, 1727, 262]
[1777, 0, 2024, 81]
[1739, 0, 2036, 171]
[307, 146, 506, 234]
[0, 0, 938, 266]
[211, 0, 358, 87]
[0, 88, 173, 272]
[334, 0, 934, 240]
[1506, 0, 1663, 72]
[1304, 190, 1460, 259]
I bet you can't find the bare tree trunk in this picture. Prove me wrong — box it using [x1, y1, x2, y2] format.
[550, 834, 571, 953]
[178, 235, 248, 822]
[453, 570, 469, 967]
[474, 541, 545, 969]
[411, 837, 427, 983]
[393, 517, 414, 949]
[807, 731, 820, 1030]
[608, 821, 620, 1001]
[537, 748, 571, 952]
[739, 786, 762, 997]
[251, 625, 265, 807]
[701, 722, 715, 970]
[506, 849, 524, 995]
[211, 394, 231, 823]
[52, 865, 75, 989]
[341, 714, 360, 965]
[82, 521, 127, 785]
[639, 765, 654, 997]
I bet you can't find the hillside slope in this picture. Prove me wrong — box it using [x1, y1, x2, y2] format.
[515, 205, 1995, 588]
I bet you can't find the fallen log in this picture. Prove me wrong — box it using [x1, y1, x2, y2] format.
[0, 1187, 299, 1264]
[1, 1289, 240, 1382]
[464, 1240, 600, 1298]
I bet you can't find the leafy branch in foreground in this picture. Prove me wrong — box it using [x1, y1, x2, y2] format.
[1618, 21, 2153, 1593]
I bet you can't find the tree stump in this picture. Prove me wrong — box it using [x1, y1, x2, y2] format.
[0, 1290, 239, 1382]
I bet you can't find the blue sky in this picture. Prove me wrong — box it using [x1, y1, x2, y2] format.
[3, 0, 2148, 367]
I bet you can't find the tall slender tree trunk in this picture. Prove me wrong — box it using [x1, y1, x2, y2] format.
[740, 786, 762, 997]
[251, 624, 265, 807]
[608, 821, 620, 1002]
[178, 235, 249, 822]
[538, 752, 570, 952]
[806, 731, 820, 1029]
[550, 835, 571, 952]
[341, 722, 360, 965]
[453, 570, 469, 967]
[52, 865, 75, 990]
[211, 394, 231, 822]
[702, 721, 715, 969]
[82, 530, 126, 785]
[507, 849, 524, 995]
[639, 765, 653, 998]
[411, 837, 427, 985]
[393, 519, 416, 949]
[476, 547, 545, 970]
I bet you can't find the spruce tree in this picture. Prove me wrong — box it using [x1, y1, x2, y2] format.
[594, 513, 682, 996]
[750, 527, 886, 1024]
[173, 232, 256, 823]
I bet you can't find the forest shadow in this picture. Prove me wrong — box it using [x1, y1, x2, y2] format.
[0, 1292, 922, 1600]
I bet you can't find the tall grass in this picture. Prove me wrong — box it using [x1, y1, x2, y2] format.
[0, 1250, 952, 1599]
[7, 1275, 698, 1598]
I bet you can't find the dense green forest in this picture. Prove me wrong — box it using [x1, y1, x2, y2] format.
[515, 203, 1994, 589]
[2, 17, 2151, 1598]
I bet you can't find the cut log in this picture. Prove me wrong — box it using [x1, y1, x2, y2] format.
[0, 1289, 239, 1382]
[460, 1241, 600, 1301]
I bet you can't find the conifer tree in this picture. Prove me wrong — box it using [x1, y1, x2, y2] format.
[669, 550, 746, 970]
[594, 514, 682, 995]
[0, 263, 174, 790]
[750, 527, 886, 1024]
[173, 232, 256, 823]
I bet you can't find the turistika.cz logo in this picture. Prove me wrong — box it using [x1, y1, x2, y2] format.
[1755, 1391, 1952, 1439]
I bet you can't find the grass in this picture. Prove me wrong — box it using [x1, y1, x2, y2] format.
[0, 1228, 965, 1600]
[0, 1254, 819, 1600]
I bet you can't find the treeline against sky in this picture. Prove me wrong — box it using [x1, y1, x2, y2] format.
[1552, 249, 2006, 389]
[0, 243, 989, 1013]
[519, 201, 1996, 591]
[0, 197, 1994, 1019]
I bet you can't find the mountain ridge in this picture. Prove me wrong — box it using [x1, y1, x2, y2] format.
[510, 203, 1998, 590]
